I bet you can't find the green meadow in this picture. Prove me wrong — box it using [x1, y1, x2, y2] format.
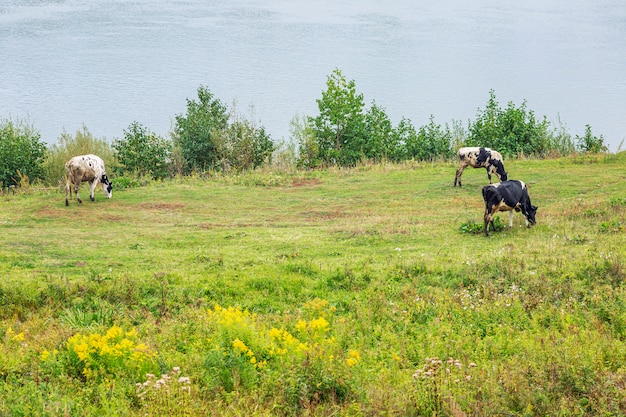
[1, 154, 625, 416]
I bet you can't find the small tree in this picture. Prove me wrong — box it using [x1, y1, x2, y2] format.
[389, 117, 417, 162]
[467, 90, 552, 157]
[363, 101, 395, 162]
[174, 85, 229, 174]
[309, 68, 367, 166]
[576, 124, 607, 153]
[0, 118, 46, 188]
[406, 116, 453, 161]
[292, 114, 320, 168]
[113, 122, 171, 179]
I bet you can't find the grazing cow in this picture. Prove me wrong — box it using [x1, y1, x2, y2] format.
[454, 147, 508, 187]
[65, 154, 112, 206]
[482, 180, 537, 236]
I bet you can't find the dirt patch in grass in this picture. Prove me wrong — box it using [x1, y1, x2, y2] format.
[292, 178, 322, 187]
[139, 203, 186, 211]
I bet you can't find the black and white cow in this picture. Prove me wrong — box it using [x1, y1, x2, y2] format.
[65, 154, 112, 206]
[454, 147, 508, 187]
[482, 180, 537, 237]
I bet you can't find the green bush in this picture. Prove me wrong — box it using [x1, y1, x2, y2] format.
[174, 85, 229, 174]
[113, 122, 171, 179]
[0, 118, 46, 189]
[576, 124, 607, 153]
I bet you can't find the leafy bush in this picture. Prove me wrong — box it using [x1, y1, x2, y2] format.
[200, 300, 358, 412]
[60, 325, 157, 382]
[216, 112, 275, 171]
[459, 217, 503, 234]
[467, 90, 553, 157]
[111, 176, 140, 189]
[363, 101, 396, 162]
[576, 124, 607, 153]
[174, 85, 229, 174]
[0, 118, 46, 189]
[406, 115, 453, 161]
[113, 122, 171, 179]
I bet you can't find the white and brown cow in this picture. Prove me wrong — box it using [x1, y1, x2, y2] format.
[65, 154, 112, 206]
[454, 147, 508, 187]
[482, 180, 537, 236]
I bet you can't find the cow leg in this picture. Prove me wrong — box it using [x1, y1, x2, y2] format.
[75, 183, 83, 204]
[509, 211, 514, 228]
[89, 181, 97, 202]
[65, 182, 70, 206]
[484, 209, 493, 237]
[454, 165, 465, 187]
[486, 168, 492, 184]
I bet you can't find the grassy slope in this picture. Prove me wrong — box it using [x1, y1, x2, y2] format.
[1, 154, 625, 415]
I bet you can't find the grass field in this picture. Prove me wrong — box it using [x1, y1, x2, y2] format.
[1, 154, 625, 416]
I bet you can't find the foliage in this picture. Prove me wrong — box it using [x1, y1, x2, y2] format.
[363, 101, 396, 162]
[216, 106, 275, 171]
[292, 114, 321, 168]
[467, 90, 558, 157]
[309, 68, 367, 166]
[113, 122, 171, 179]
[111, 176, 141, 190]
[174, 85, 229, 174]
[459, 217, 504, 234]
[174, 87, 274, 174]
[576, 124, 608, 153]
[406, 115, 454, 161]
[0, 117, 46, 189]
[60, 325, 158, 382]
[304, 73, 585, 166]
[200, 301, 356, 412]
[43, 125, 115, 187]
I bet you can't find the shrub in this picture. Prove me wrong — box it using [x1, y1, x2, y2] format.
[576, 124, 607, 153]
[61, 325, 157, 382]
[406, 115, 453, 161]
[0, 118, 46, 189]
[174, 85, 229, 174]
[467, 90, 554, 157]
[200, 301, 358, 412]
[113, 122, 171, 179]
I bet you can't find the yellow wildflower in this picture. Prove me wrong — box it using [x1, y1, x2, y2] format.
[309, 317, 329, 332]
[346, 349, 361, 367]
[295, 320, 307, 332]
[232, 338, 248, 353]
[105, 325, 124, 341]
[41, 350, 50, 361]
[269, 328, 281, 339]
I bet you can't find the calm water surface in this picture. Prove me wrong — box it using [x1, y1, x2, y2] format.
[1, 0, 625, 150]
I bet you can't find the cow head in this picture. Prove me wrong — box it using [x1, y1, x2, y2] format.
[101, 174, 113, 198]
[526, 205, 538, 225]
[490, 159, 508, 181]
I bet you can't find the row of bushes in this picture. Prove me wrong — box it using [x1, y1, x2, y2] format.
[0, 69, 609, 189]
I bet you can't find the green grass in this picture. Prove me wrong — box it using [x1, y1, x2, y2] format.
[1, 154, 625, 416]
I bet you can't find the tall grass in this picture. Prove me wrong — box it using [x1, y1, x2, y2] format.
[1, 154, 625, 416]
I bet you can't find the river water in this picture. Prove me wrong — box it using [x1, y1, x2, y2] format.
[1, 0, 625, 151]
